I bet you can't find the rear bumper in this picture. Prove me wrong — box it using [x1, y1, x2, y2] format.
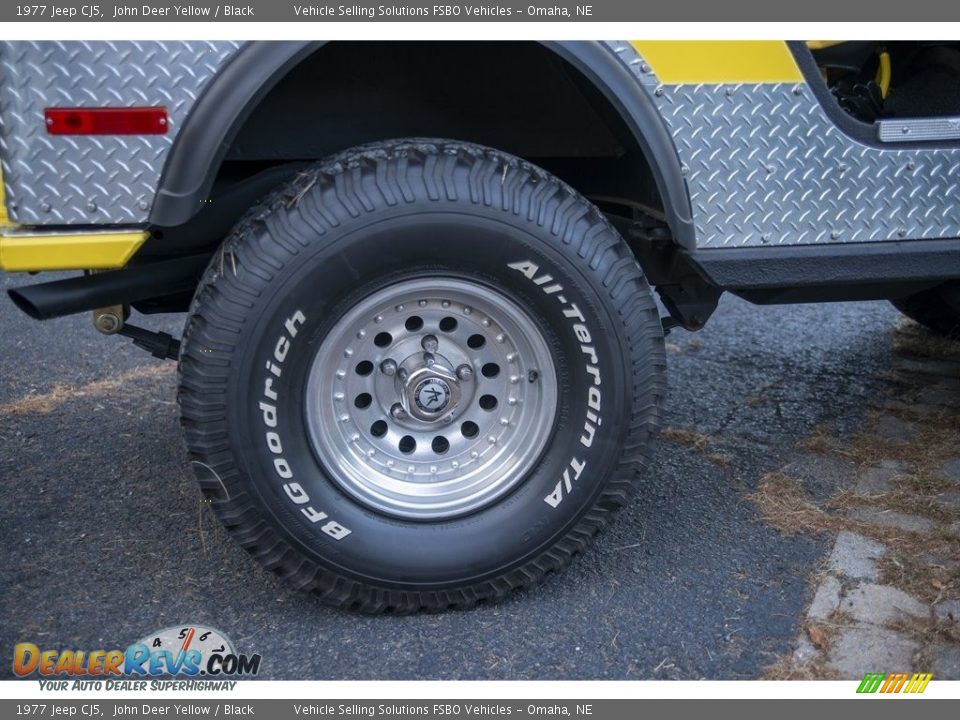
[0, 228, 147, 272]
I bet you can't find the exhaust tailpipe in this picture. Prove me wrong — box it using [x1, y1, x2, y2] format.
[8, 254, 210, 320]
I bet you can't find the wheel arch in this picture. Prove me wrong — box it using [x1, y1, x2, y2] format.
[150, 41, 322, 228]
[150, 40, 695, 249]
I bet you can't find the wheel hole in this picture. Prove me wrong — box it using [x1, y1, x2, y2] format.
[439, 316, 458, 332]
[481, 363, 500, 378]
[370, 420, 388, 437]
[460, 421, 479, 439]
[479, 394, 498, 411]
[374, 332, 392, 347]
[355, 360, 373, 376]
[354, 393, 372, 409]
[431, 436, 450, 454]
[467, 334, 486, 349]
[399, 435, 416, 454]
[405, 316, 424, 332]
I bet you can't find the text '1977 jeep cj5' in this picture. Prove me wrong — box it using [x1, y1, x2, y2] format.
[1, 41, 959, 612]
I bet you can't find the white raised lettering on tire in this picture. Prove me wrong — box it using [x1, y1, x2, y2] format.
[259, 310, 351, 540]
[508, 260, 602, 508]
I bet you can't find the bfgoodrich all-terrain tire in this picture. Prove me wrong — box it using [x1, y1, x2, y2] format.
[178, 139, 666, 612]
[891, 281, 960, 337]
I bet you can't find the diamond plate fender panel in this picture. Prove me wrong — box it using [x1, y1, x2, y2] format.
[607, 41, 960, 248]
[0, 41, 242, 225]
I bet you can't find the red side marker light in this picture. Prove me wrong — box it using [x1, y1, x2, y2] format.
[44, 107, 168, 135]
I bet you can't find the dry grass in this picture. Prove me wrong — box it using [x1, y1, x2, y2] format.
[705, 453, 732, 469]
[0, 364, 175, 415]
[763, 655, 841, 680]
[846, 416, 959, 467]
[798, 424, 840, 456]
[889, 615, 960, 673]
[762, 615, 852, 680]
[660, 427, 711, 452]
[752, 471, 959, 558]
[892, 318, 960, 361]
[830, 488, 960, 524]
[878, 552, 960, 605]
[749, 472, 836, 537]
[660, 427, 732, 468]
[759, 319, 960, 679]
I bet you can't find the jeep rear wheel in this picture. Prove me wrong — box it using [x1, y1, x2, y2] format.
[178, 139, 666, 612]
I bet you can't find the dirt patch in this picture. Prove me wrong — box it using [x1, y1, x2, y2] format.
[0, 364, 175, 415]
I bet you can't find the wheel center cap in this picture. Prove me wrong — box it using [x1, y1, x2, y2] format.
[401, 362, 461, 422]
[414, 377, 452, 414]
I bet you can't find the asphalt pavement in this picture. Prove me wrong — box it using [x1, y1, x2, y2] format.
[0, 270, 903, 679]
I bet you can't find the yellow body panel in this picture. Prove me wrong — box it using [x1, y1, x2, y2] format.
[630, 41, 804, 85]
[0, 231, 148, 272]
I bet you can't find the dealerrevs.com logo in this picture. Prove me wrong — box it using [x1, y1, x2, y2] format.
[14, 625, 261, 689]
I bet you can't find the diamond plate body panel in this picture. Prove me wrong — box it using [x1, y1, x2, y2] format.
[607, 41, 960, 248]
[0, 41, 242, 225]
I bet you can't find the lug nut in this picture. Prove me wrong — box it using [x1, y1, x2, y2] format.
[390, 403, 407, 420]
[423, 352, 436, 367]
[421, 334, 439, 352]
[456, 364, 473, 381]
[398, 367, 409, 382]
[380, 359, 397, 376]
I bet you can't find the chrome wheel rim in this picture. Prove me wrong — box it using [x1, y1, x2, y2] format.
[304, 278, 558, 520]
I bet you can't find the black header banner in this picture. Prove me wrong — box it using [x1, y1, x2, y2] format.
[2, 0, 960, 22]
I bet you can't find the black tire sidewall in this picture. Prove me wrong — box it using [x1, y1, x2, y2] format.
[230, 206, 630, 589]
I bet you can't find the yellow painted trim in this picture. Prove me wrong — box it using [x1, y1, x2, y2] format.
[631, 41, 804, 85]
[0, 231, 148, 272]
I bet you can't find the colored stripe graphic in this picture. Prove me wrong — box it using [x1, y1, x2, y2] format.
[857, 673, 886, 693]
[908, 673, 933, 693]
[857, 672, 932, 694]
[887, 673, 909, 693]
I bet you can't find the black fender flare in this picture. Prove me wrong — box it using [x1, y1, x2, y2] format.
[545, 42, 694, 249]
[150, 41, 695, 249]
